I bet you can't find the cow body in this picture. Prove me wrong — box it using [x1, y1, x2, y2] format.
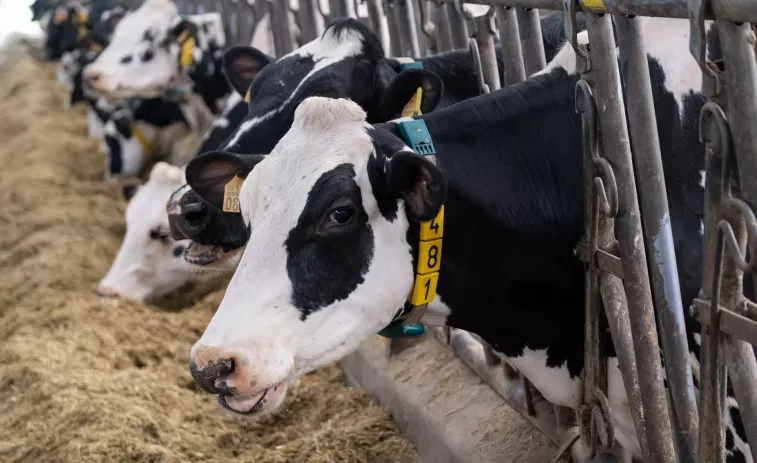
[184, 17, 752, 463]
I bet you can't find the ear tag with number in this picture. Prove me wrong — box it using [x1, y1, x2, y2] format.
[222, 174, 244, 213]
[180, 37, 195, 70]
[401, 87, 423, 118]
[244, 87, 251, 103]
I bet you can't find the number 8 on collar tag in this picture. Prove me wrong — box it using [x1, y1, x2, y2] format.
[223, 174, 244, 213]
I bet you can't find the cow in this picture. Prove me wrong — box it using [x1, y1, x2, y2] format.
[96, 92, 251, 300]
[96, 162, 197, 301]
[42, 2, 90, 60]
[182, 17, 752, 463]
[166, 15, 585, 269]
[82, 0, 230, 118]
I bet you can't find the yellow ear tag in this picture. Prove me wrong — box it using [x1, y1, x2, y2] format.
[222, 174, 244, 213]
[243, 87, 251, 103]
[76, 10, 90, 40]
[180, 37, 195, 70]
[401, 87, 424, 118]
[90, 42, 103, 53]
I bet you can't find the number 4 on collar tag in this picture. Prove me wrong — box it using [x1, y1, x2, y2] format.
[223, 174, 244, 213]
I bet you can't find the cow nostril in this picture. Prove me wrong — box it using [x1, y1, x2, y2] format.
[190, 357, 236, 395]
[96, 284, 119, 298]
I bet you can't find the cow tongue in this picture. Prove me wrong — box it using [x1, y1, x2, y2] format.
[184, 242, 221, 265]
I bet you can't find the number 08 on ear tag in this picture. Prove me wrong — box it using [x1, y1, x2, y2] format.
[222, 174, 244, 213]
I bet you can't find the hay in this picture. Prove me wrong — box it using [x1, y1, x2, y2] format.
[0, 55, 417, 463]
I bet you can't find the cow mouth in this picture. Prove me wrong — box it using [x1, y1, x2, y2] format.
[184, 242, 224, 265]
[218, 382, 284, 416]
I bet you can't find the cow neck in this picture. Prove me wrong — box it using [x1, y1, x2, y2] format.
[381, 67, 587, 358]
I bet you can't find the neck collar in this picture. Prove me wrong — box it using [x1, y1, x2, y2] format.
[377, 59, 444, 339]
[131, 126, 153, 157]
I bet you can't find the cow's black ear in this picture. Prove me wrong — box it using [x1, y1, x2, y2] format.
[185, 151, 265, 209]
[171, 19, 198, 44]
[378, 69, 443, 120]
[122, 183, 140, 201]
[387, 151, 446, 222]
[222, 46, 273, 98]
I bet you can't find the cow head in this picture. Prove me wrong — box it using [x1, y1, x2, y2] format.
[102, 107, 149, 181]
[83, 0, 225, 101]
[188, 97, 446, 417]
[168, 18, 444, 267]
[97, 162, 198, 301]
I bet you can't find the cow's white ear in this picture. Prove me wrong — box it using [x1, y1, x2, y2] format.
[222, 46, 274, 98]
[387, 151, 446, 222]
[185, 151, 265, 209]
[378, 69, 443, 120]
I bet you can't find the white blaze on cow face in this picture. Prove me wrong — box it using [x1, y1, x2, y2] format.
[190, 97, 439, 417]
[83, 0, 224, 100]
[98, 162, 197, 301]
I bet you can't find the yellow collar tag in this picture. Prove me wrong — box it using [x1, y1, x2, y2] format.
[222, 174, 244, 213]
[76, 10, 89, 40]
[401, 87, 423, 118]
[408, 204, 444, 311]
[132, 127, 153, 156]
[180, 37, 195, 71]
[90, 42, 103, 54]
[243, 87, 251, 103]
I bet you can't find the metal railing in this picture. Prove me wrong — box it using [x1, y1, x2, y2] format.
[124, 0, 757, 460]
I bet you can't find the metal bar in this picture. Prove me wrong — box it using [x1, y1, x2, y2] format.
[516, 8, 546, 75]
[443, 1, 468, 50]
[718, 21, 757, 212]
[268, 0, 295, 55]
[471, 12, 500, 91]
[614, 15, 699, 463]
[724, 337, 757, 461]
[433, 1, 454, 52]
[583, 12, 677, 462]
[496, 6, 526, 86]
[697, 101, 729, 463]
[297, 0, 321, 42]
[384, 0, 404, 56]
[328, 0, 351, 17]
[460, 0, 757, 22]
[395, 0, 422, 56]
[366, 0, 389, 51]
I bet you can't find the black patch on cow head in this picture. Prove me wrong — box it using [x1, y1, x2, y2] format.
[376, 68, 443, 120]
[105, 134, 123, 176]
[185, 151, 265, 209]
[284, 164, 374, 320]
[122, 183, 140, 201]
[222, 46, 274, 97]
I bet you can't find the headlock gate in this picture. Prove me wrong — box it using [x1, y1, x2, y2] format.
[145, 0, 757, 460]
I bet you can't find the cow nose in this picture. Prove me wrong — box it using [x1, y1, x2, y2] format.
[96, 284, 119, 298]
[189, 354, 236, 395]
[168, 200, 208, 241]
[83, 68, 103, 89]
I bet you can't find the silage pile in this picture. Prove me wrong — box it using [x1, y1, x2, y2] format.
[0, 55, 417, 463]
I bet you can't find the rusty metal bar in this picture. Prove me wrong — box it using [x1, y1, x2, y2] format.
[516, 8, 546, 75]
[495, 6, 526, 86]
[724, 338, 757, 461]
[614, 15, 699, 463]
[583, 11, 677, 462]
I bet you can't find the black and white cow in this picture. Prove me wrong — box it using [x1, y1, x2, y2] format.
[42, 1, 90, 60]
[166, 15, 584, 269]
[183, 18, 752, 463]
[82, 0, 230, 117]
[97, 92, 251, 300]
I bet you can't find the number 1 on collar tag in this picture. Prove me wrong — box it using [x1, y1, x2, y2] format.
[223, 174, 244, 213]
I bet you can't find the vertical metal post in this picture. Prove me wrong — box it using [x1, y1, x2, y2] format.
[583, 12, 677, 463]
[470, 9, 500, 91]
[395, 0, 421, 56]
[383, 0, 403, 56]
[365, 0, 388, 50]
[516, 8, 546, 75]
[268, 0, 294, 55]
[496, 6, 526, 86]
[421, 0, 438, 55]
[328, 0, 350, 17]
[444, 1, 468, 49]
[614, 15, 699, 463]
[297, 0, 321, 42]
[434, 0, 453, 52]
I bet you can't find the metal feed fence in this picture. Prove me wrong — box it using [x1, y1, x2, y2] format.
[138, 0, 757, 460]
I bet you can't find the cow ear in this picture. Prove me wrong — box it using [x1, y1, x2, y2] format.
[222, 46, 273, 98]
[378, 69, 443, 120]
[171, 19, 198, 45]
[185, 151, 265, 209]
[387, 151, 446, 222]
[122, 183, 141, 201]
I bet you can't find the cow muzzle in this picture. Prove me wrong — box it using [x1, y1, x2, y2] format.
[189, 346, 289, 417]
[82, 67, 110, 95]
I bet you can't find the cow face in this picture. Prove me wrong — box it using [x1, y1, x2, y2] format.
[188, 97, 445, 417]
[102, 109, 148, 182]
[169, 18, 443, 267]
[83, 0, 224, 100]
[97, 162, 197, 301]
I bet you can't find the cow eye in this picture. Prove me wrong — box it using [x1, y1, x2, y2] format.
[141, 49, 154, 62]
[149, 227, 170, 243]
[328, 207, 355, 225]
